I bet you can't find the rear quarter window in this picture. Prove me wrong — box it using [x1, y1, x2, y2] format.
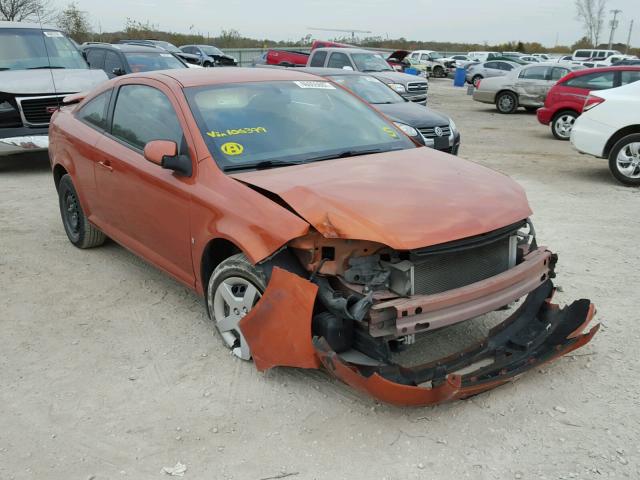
[309, 51, 327, 67]
[77, 90, 112, 130]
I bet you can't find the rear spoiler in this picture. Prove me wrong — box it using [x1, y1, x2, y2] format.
[62, 92, 87, 105]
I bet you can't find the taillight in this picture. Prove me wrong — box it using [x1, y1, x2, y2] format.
[583, 95, 605, 111]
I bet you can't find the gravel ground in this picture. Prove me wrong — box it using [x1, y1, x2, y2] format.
[1, 78, 639, 480]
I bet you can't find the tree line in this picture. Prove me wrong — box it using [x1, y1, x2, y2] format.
[0, 0, 636, 55]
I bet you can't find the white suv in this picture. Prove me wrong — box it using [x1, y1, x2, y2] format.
[570, 80, 640, 186]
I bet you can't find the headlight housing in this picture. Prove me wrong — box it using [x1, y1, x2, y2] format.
[388, 83, 406, 93]
[393, 122, 419, 138]
[0, 101, 15, 113]
[449, 118, 457, 133]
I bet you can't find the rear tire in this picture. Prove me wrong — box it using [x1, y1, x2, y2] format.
[206, 253, 266, 360]
[58, 174, 106, 249]
[433, 66, 444, 78]
[496, 91, 519, 114]
[608, 133, 640, 186]
[551, 110, 578, 140]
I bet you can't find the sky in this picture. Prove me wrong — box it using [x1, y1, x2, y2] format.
[70, 0, 639, 47]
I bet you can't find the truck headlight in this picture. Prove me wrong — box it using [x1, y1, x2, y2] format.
[388, 83, 406, 93]
[449, 118, 457, 133]
[393, 122, 419, 138]
[0, 101, 15, 113]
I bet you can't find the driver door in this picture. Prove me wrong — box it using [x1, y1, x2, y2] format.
[93, 81, 196, 286]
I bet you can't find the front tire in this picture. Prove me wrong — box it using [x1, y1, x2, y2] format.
[551, 110, 578, 140]
[206, 253, 266, 360]
[203, 61, 212, 68]
[496, 91, 518, 114]
[58, 174, 106, 248]
[608, 133, 640, 186]
[433, 66, 444, 78]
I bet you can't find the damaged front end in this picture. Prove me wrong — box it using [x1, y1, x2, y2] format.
[238, 221, 598, 406]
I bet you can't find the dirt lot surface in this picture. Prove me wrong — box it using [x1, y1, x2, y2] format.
[1, 78, 639, 480]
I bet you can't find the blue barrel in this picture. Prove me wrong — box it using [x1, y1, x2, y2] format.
[404, 67, 419, 76]
[453, 67, 466, 87]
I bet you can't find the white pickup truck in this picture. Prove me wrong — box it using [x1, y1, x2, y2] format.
[0, 22, 107, 157]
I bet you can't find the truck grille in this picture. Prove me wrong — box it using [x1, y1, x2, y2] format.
[418, 125, 451, 139]
[407, 82, 428, 93]
[16, 96, 64, 126]
[411, 236, 514, 295]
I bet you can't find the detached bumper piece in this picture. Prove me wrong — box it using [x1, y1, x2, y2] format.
[240, 268, 598, 407]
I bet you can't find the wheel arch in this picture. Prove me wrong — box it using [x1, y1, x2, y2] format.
[551, 108, 579, 120]
[200, 237, 243, 298]
[604, 125, 640, 158]
[52, 164, 68, 191]
[496, 89, 518, 102]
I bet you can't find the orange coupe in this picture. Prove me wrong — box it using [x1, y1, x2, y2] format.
[48, 68, 598, 406]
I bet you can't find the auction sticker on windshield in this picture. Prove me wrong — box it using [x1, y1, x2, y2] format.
[43, 31, 64, 37]
[294, 81, 335, 89]
[221, 142, 244, 156]
[207, 127, 267, 139]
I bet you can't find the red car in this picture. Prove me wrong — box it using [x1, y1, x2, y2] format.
[537, 66, 640, 140]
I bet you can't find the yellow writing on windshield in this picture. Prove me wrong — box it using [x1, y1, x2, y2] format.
[207, 127, 267, 138]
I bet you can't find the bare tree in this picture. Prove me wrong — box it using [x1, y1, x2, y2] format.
[0, 0, 55, 23]
[575, 0, 608, 47]
[56, 2, 91, 43]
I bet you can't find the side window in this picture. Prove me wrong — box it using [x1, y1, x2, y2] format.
[183, 46, 195, 54]
[575, 50, 591, 58]
[485, 61, 498, 69]
[111, 85, 183, 151]
[85, 49, 105, 70]
[551, 67, 569, 81]
[327, 52, 352, 69]
[565, 71, 615, 90]
[519, 66, 549, 79]
[77, 90, 112, 130]
[420, 54, 429, 62]
[410, 53, 418, 59]
[104, 51, 124, 76]
[499, 62, 515, 71]
[621, 70, 640, 85]
[309, 50, 327, 67]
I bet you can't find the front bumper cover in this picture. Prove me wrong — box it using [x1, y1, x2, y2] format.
[0, 128, 49, 156]
[239, 267, 598, 407]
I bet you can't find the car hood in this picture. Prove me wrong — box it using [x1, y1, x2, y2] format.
[0, 69, 108, 95]
[376, 102, 450, 128]
[230, 148, 531, 250]
[176, 52, 200, 60]
[369, 71, 426, 85]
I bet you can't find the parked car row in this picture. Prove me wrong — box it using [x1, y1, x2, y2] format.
[466, 52, 640, 185]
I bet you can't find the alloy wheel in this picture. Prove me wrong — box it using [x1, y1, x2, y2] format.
[616, 142, 640, 180]
[554, 114, 575, 139]
[211, 276, 261, 360]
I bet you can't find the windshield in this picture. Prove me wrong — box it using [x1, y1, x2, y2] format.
[186, 80, 414, 171]
[124, 52, 186, 72]
[0, 29, 87, 70]
[327, 75, 403, 104]
[201, 46, 224, 56]
[351, 53, 393, 72]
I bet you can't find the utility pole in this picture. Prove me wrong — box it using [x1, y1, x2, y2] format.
[608, 9, 622, 50]
[625, 20, 634, 54]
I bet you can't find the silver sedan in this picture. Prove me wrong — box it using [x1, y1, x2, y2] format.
[472, 63, 584, 114]
[465, 60, 520, 86]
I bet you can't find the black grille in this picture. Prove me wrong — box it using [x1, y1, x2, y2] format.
[418, 125, 451, 139]
[407, 82, 428, 93]
[18, 96, 64, 125]
[411, 236, 513, 295]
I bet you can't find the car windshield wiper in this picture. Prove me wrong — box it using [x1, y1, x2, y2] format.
[305, 148, 386, 163]
[224, 160, 303, 172]
[27, 65, 66, 69]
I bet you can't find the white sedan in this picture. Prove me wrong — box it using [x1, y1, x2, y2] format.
[571, 80, 640, 185]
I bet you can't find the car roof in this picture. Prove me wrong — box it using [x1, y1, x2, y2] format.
[83, 43, 164, 53]
[0, 21, 58, 30]
[572, 65, 640, 75]
[136, 66, 330, 87]
[295, 67, 368, 77]
[313, 47, 384, 55]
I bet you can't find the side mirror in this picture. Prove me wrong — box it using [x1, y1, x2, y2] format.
[112, 67, 125, 76]
[143, 140, 192, 176]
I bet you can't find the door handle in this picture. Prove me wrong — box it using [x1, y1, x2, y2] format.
[97, 160, 113, 171]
